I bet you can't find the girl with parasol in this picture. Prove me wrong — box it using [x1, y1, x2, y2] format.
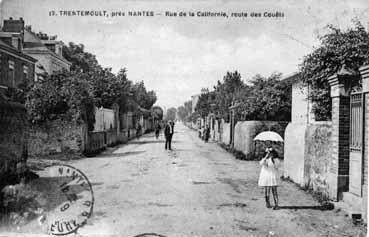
[254, 131, 283, 210]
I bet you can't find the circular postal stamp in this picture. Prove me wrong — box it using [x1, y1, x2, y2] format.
[42, 164, 94, 236]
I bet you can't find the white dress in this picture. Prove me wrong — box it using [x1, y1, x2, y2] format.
[258, 158, 280, 187]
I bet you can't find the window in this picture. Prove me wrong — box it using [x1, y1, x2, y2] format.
[23, 65, 28, 81]
[8, 60, 15, 87]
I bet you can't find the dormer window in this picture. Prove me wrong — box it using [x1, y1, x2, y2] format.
[23, 65, 29, 80]
[11, 37, 18, 49]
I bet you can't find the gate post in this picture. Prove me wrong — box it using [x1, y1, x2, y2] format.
[327, 67, 359, 201]
[359, 65, 369, 221]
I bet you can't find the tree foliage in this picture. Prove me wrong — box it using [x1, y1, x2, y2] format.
[193, 71, 291, 122]
[62, 42, 100, 73]
[27, 41, 158, 128]
[213, 71, 244, 121]
[237, 73, 291, 121]
[151, 106, 164, 120]
[131, 81, 157, 110]
[299, 21, 369, 120]
[165, 107, 177, 121]
[176, 100, 192, 122]
[26, 70, 95, 129]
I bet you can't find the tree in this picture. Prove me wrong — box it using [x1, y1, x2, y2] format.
[165, 107, 177, 121]
[184, 101, 192, 115]
[194, 91, 214, 118]
[131, 81, 157, 110]
[62, 42, 101, 73]
[214, 71, 244, 121]
[177, 106, 187, 121]
[26, 70, 95, 129]
[237, 73, 292, 121]
[151, 106, 163, 120]
[299, 21, 369, 120]
[176, 100, 193, 122]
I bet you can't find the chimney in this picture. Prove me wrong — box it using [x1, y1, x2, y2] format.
[3, 17, 25, 33]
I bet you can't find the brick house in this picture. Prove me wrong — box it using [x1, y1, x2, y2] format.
[0, 21, 37, 185]
[0, 18, 71, 79]
[0, 37, 36, 91]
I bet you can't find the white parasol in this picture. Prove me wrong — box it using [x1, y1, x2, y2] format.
[253, 131, 284, 142]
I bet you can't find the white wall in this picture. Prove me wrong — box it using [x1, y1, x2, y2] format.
[94, 107, 115, 132]
[291, 81, 315, 123]
[283, 123, 307, 185]
[222, 123, 231, 145]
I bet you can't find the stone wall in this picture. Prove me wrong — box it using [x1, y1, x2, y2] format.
[28, 119, 84, 156]
[0, 100, 27, 181]
[304, 122, 333, 198]
[284, 122, 333, 198]
[233, 121, 289, 159]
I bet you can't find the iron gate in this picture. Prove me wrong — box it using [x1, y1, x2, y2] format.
[349, 92, 364, 196]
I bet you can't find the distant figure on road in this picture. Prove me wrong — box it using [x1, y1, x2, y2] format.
[204, 125, 210, 142]
[155, 122, 161, 139]
[164, 120, 174, 150]
[258, 148, 280, 210]
[136, 123, 142, 139]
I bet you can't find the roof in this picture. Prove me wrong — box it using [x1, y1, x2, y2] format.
[0, 39, 37, 63]
[23, 29, 71, 65]
[281, 72, 301, 84]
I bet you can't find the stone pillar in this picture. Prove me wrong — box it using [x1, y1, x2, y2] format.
[359, 65, 369, 221]
[327, 68, 360, 201]
[112, 103, 120, 132]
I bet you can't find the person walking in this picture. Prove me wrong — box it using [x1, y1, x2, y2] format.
[155, 122, 161, 139]
[164, 120, 174, 150]
[204, 125, 210, 142]
[136, 123, 142, 140]
[258, 148, 280, 210]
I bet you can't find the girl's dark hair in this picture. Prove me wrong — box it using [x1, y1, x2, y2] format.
[269, 149, 278, 158]
[268, 148, 278, 164]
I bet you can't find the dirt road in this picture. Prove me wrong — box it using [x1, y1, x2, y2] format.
[8, 123, 366, 236]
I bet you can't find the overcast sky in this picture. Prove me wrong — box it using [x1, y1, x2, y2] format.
[1, 0, 368, 109]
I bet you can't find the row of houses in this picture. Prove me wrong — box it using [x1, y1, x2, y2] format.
[0, 17, 72, 184]
[0, 18, 158, 184]
[0, 17, 71, 91]
[187, 66, 368, 222]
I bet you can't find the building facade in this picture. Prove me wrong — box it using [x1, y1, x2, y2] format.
[0, 38, 36, 90]
[0, 18, 71, 79]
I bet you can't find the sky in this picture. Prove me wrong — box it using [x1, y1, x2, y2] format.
[1, 0, 368, 109]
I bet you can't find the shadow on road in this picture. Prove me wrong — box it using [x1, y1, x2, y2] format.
[98, 151, 146, 158]
[278, 205, 331, 211]
[129, 140, 180, 145]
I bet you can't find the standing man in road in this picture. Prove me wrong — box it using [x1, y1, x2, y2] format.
[164, 120, 174, 150]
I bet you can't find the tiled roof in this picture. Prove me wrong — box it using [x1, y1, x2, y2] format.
[0, 38, 37, 62]
[23, 29, 71, 65]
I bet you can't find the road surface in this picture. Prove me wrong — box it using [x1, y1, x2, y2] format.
[13, 123, 366, 236]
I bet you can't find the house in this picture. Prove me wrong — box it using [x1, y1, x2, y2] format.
[0, 22, 36, 186]
[0, 37, 36, 91]
[0, 18, 71, 79]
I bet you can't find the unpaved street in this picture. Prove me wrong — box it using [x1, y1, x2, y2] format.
[15, 123, 366, 236]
